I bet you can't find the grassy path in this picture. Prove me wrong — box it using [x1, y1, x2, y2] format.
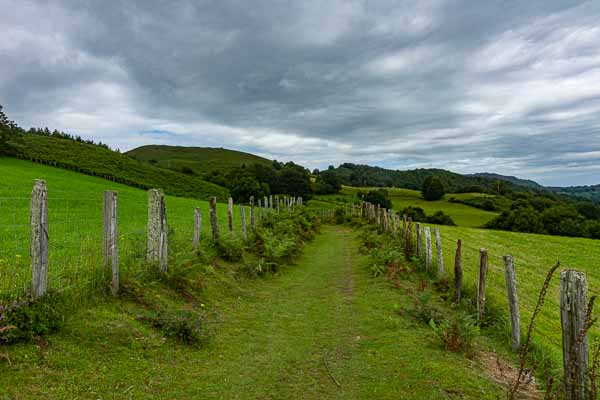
[0, 226, 505, 399]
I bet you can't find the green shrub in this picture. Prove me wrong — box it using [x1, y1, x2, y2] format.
[429, 313, 479, 355]
[138, 309, 205, 346]
[408, 292, 445, 325]
[0, 292, 65, 344]
[216, 235, 244, 261]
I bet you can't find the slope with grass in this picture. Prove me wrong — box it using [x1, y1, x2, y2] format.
[0, 157, 241, 300]
[411, 221, 600, 368]
[0, 226, 506, 399]
[126, 145, 272, 175]
[6, 135, 229, 200]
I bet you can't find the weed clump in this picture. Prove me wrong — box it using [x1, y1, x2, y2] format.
[0, 292, 65, 344]
[429, 313, 479, 356]
[137, 309, 206, 347]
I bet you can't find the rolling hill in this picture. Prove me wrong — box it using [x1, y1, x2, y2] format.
[467, 172, 544, 190]
[4, 134, 229, 201]
[126, 145, 272, 175]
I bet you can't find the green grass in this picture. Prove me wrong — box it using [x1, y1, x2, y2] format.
[0, 158, 249, 300]
[413, 221, 600, 367]
[0, 226, 506, 399]
[8, 135, 230, 200]
[313, 186, 498, 228]
[126, 145, 272, 175]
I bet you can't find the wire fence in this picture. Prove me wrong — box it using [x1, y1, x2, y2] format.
[0, 184, 292, 301]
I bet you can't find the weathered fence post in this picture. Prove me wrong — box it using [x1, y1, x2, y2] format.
[454, 239, 462, 303]
[227, 197, 234, 232]
[31, 179, 49, 299]
[503, 255, 520, 352]
[424, 227, 432, 271]
[240, 204, 247, 239]
[147, 189, 168, 273]
[434, 228, 443, 277]
[477, 248, 488, 322]
[193, 208, 201, 253]
[103, 190, 119, 296]
[250, 196, 256, 229]
[209, 196, 219, 240]
[404, 218, 413, 260]
[269, 195, 273, 212]
[416, 223, 422, 257]
[560, 270, 589, 400]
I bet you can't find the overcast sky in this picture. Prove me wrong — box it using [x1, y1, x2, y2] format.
[2, 1, 600, 186]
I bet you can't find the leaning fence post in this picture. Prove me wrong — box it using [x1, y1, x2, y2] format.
[30, 179, 49, 299]
[228, 197, 234, 232]
[103, 190, 119, 296]
[193, 208, 201, 253]
[560, 270, 589, 400]
[454, 239, 462, 303]
[503, 255, 520, 352]
[434, 227, 443, 277]
[209, 196, 219, 240]
[477, 248, 488, 322]
[147, 189, 168, 273]
[424, 227, 432, 271]
[240, 204, 247, 239]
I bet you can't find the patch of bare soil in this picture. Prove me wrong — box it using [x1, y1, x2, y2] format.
[478, 350, 542, 400]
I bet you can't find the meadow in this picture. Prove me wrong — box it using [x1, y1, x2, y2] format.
[313, 186, 498, 227]
[404, 221, 600, 366]
[0, 157, 248, 300]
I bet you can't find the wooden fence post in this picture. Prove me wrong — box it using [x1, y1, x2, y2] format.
[416, 223, 422, 257]
[269, 195, 273, 212]
[228, 197, 234, 232]
[405, 218, 413, 260]
[193, 208, 201, 253]
[30, 179, 49, 299]
[434, 228, 443, 277]
[250, 196, 255, 229]
[454, 240, 462, 303]
[103, 190, 119, 296]
[240, 204, 247, 239]
[147, 189, 168, 273]
[560, 270, 589, 400]
[477, 248, 488, 322]
[424, 227, 432, 271]
[503, 255, 520, 352]
[209, 196, 219, 240]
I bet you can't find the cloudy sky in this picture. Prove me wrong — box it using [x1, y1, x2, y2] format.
[2, 1, 600, 186]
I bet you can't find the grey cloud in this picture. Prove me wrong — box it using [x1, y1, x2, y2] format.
[1, 0, 600, 185]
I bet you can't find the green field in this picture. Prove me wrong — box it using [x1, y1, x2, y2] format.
[0, 157, 250, 300]
[402, 221, 600, 366]
[313, 186, 498, 228]
[126, 145, 272, 175]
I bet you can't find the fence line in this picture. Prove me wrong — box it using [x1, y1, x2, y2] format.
[343, 201, 595, 396]
[0, 180, 304, 301]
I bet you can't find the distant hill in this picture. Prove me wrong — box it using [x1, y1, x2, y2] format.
[328, 163, 538, 194]
[467, 173, 545, 190]
[550, 184, 600, 202]
[4, 134, 229, 200]
[126, 145, 272, 175]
